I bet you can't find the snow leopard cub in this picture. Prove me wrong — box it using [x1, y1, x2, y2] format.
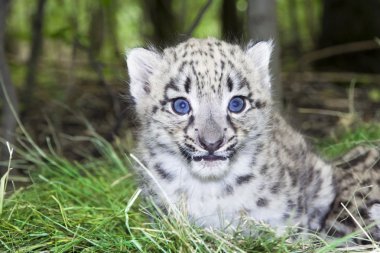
[126, 37, 335, 233]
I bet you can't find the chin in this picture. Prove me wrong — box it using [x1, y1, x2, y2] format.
[189, 159, 230, 180]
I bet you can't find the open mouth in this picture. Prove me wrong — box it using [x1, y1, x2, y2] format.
[193, 155, 227, 162]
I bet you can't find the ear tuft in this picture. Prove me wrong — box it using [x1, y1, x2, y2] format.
[246, 40, 273, 71]
[126, 48, 161, 99]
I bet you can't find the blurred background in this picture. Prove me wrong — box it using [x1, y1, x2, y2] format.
[1, 0, 380, 175]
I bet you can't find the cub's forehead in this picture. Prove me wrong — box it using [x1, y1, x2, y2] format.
[159, 39, 250, 93]
[163, 38, 246, 67]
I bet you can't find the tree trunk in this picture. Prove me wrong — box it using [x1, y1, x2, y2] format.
[317, 0, 380, 73]
[0, 0, 19, 175]
[22, 0, 47, 116]
[86, 4, 121, 129]
[247, 0, 282, 108]
[142, 0, 177, 46]
[221, 0, 242, 42]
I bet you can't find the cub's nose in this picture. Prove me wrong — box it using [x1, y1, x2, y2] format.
[199, 137, 224, 153]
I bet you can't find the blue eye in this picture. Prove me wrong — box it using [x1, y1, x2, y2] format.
[228, 96, 246, 113]
[172, 98, 191, 115]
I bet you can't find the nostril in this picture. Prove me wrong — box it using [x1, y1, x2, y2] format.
[199, 137, 224, 153]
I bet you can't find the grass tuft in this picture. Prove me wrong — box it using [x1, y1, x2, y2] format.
[317, 123, 380, 159]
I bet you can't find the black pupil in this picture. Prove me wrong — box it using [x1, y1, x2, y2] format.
[179, 101, 186, 108]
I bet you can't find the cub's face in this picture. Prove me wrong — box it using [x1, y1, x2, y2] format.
[127, 38, 273, 180]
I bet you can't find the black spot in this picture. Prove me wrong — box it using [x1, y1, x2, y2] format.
[152, 106, 158, 114]
[287, 199, 296, 210]
[260, 165, 269, 175]
[227, 76, 233, 92]
[149, 150, 157, 157]
[227, 60, 235, 69]
[178, 61, 187, 72]
[270, 183, 280, 194]
[236, 174, 255, 185]
[184, 143, 196, 151]
[224, 184, 234, 195]
[257, 198, 268, 207]
[255, 142, 264, 154]
[227, 136, 236, 143]
[221, 61, 225, 70]
[184, 115, 194, 132]
[339, 216, 355, 227]
[237, 77, 249, 90]
[283, 213, 290, 220]
[154, 163, 173, 181]
[251, 133, 262, 141]
[143, 82, 151, 94]
[354, 191, 365, 198]
[296, 196, 304, 214]
[254, 100, 266, 109]
[165, 79, 179, 93]
[312, 179, 322, 197]
[360, 179, 371, 187]
[179, 146, 192, 163]
[184, 77, 191, 93]
[156, 142, 169, 150]
[309, 209, 321, 220]
[374, 159, 380, 171]
[338, 151, 370, 170]
[290, 170, 298, 187]
[358, 207, 370, 219]
[226, 143, 237, 151]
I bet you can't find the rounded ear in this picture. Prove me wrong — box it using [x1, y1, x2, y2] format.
[246, 40, 273, 70]
[126, 48, 161, 100]
[245, 40, 273, 88]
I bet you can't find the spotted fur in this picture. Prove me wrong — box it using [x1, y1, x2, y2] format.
[324, 146, 380, 242]
[126, 38, 380, 239]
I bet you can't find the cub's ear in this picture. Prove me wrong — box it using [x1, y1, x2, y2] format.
[246, 41, 273, 84]
[126, 48, 161, 99]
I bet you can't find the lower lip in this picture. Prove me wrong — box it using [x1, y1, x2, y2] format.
[193, 155, 227, 162]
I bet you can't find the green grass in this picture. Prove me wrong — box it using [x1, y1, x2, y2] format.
[317, 123, 380, 159]
[1, 124, 380, 252]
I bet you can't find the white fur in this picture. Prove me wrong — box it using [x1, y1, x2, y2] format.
[126, 48, 161, 100]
